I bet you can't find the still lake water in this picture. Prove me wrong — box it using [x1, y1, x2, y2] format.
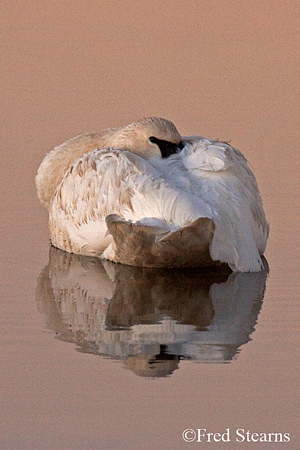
[1, 2, 299, 449]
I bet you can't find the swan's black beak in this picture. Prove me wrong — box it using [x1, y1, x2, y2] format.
[150, 137, 184, 158]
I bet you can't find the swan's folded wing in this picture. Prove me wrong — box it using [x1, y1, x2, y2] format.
[49, 148, 162, 255]
[181, 136, 269, 271]
[49, 148, 215, 257]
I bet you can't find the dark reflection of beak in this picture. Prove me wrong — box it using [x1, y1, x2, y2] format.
[124, 345, 180, 378]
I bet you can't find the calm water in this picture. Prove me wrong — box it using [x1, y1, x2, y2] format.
[1, 2, 299, 449]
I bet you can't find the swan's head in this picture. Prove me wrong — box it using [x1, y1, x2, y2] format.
[116, 117, 183, 159]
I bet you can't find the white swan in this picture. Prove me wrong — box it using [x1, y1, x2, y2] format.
[36, 117, 269, 272]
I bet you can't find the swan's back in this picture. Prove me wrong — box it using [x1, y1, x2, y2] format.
[36, 127, 120, 208]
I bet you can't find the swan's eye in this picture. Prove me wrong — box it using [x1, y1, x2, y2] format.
[149, 136, 157, 144]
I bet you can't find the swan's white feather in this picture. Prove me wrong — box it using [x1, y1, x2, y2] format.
[181, 138, 233, 171]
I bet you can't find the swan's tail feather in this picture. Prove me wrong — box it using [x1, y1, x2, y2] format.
[102, 214, 216, 268]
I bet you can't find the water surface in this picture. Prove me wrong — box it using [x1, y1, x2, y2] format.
[1, 2, 299, 449]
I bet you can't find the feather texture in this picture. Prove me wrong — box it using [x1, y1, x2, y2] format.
[37, 118, 269, 272]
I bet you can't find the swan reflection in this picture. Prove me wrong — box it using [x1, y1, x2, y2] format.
[36, 247, 268, 377]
